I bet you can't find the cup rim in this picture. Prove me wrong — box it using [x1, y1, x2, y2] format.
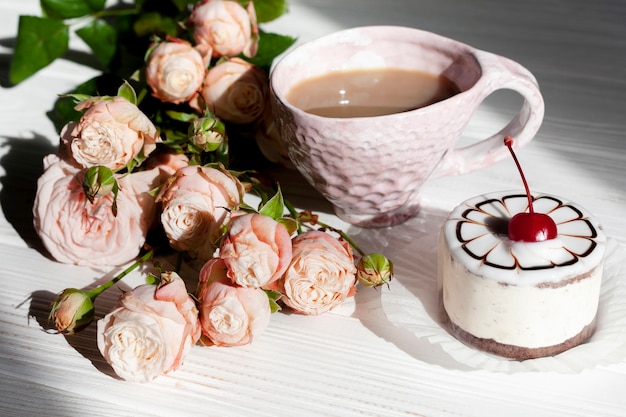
[270, 25, 477, 120]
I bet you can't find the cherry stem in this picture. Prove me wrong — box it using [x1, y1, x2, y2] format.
[504, 136, 534, 214]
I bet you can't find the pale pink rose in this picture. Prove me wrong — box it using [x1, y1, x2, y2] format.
[143, 149, 190, 183]
[190, 0, 258, 58]
[97, 272, 201, 383]
[279, 231, 357, 315]
[196, 258, 271, 346]
[157, 165, 244, 261]
[32, 154, 160, 266]
[146, 40, 207, 104]
[201, 58, 268, 124]
[219, 213, 292, 289]
[61, 96, 160, 171]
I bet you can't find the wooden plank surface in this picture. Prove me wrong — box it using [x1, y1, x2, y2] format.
[1, 0, 625, 416]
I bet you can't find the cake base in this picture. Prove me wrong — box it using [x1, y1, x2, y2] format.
[444, 310, 597, 360]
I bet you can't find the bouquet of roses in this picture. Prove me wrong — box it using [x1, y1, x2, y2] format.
[15, 0, 394, 383]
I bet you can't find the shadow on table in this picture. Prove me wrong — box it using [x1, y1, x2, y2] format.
[349, 206, 475, 371]
[27, 272, 137, 381]
[0, 133, 56, 251]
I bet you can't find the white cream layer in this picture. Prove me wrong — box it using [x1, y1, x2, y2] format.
[441, 234, 603, 347]
[439, 191, 606, 349]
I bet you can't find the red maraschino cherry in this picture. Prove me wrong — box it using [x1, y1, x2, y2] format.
[504, 136, 557, 242]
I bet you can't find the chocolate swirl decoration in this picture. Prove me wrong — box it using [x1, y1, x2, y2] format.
[455, 194, 599, 271]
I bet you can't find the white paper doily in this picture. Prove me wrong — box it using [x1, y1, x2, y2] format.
[379, 236, 626, 373]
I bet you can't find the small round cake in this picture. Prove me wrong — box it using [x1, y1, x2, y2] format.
[439, 191, 606, 360]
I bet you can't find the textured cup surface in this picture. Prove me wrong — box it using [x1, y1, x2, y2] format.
[271, 26, 544, 227]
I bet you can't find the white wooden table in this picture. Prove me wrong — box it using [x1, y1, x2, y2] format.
[1, 1, 625, 416]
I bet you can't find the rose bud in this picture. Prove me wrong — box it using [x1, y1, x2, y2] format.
[82, 165, 117, 200]
[81, 165, 120, 215]
[188, 112, 226, 152]
[356, 253, 394, 288]
[49, 288, 95, 334]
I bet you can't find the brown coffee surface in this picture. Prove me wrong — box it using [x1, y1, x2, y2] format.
[285, 68, 459, 118]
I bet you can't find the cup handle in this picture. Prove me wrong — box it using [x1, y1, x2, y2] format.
[433, 50, 545, 178]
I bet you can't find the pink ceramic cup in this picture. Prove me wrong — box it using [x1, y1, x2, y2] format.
[270, 26, 544, 227]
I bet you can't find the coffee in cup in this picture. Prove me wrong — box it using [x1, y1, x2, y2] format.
[285, 68, 459, 118]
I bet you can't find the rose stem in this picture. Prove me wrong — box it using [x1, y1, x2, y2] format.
[315, 220, 366, 257]
[84, 248, 155, 299]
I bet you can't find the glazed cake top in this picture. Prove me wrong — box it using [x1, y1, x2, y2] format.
[442, 191, 606, 286]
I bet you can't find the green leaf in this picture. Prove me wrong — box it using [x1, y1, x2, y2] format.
[276, 217, 298, 236]
[127, 146, 148, 173]
[166, 110, 198, 123]
[258, 186, 285, 220]
[41, 0, 106, 19]
[263, 289, 283, 313]
[75, 19, 117, 68]
[117, 80, 137, 104]
[247, 31, 296, 68]
[9, 16, 69, 84]
[236, 202, 259, 214]
[162, 127, 189, 145]
[253, 0, 288, 23]
[61, 93, 93, 104]
[133, 12, 178, 38]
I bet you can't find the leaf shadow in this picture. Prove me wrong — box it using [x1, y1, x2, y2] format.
[0, 51, 11, 87]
